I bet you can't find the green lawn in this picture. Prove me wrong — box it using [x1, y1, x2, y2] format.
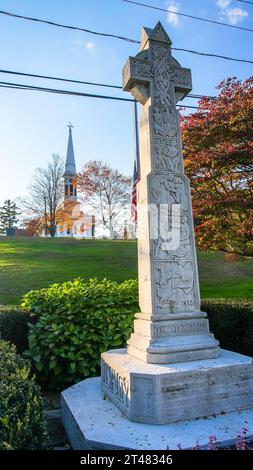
[0, 237, 252, 305]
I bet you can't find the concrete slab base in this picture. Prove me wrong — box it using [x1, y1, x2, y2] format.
[61, 376, 253, 450]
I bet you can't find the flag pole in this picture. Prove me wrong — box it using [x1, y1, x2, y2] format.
[134, 100, 140, 178]
[133, 100, 140, 235]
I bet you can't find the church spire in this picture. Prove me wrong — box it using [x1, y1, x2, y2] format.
[64, 123, 77, 201]
[64, 123, 76, 176]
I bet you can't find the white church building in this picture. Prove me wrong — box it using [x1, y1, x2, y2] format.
[55, 124, 95, 238]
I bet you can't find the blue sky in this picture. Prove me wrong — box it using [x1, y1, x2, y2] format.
[0, 0, 252, 204]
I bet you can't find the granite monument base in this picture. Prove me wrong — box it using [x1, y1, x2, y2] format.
[61, 374, 253, 450]
[100, 349, 253, 424]
[127, 312, 220, 364]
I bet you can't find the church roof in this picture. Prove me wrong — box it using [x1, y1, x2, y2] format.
[64, 124, 76, 175]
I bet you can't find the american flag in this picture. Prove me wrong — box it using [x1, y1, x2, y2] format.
[131, 102, 141, 223]
[131, 158, 140, 223]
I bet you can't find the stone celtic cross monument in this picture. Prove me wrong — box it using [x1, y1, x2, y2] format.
[100, 22, 253, 425]
[121, 21, 220, 364]
[62, 24, 253, 447]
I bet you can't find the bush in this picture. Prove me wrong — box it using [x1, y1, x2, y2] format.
[0, 340, 48, 450]
[22, 277, 253, 390]
[0, 305, 33, 353]
[202, 299, 253, 357]
[21, 278, 138, 389]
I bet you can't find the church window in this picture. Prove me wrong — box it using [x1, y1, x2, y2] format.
[70, 184, 73, 195]
[65, 184, 68, 196]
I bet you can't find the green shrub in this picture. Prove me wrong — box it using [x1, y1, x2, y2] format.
[202, 299, 253, 357]
[21, 278, 138, 389]
[0, 305, 33, 353]
[22, 277, 253, 389]
[0, 340, 48, 450]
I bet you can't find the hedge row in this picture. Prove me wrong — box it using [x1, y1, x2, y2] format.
[202, 298, 253, 358]
[0, 305, 33, 353]
[0, 340, 48, 450]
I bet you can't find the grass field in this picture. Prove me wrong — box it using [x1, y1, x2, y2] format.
[0, 237, 252, 305]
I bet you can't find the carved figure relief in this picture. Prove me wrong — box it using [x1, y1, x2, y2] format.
[154, 213, 191, 259]
[153, 106, 178, 138]
[164, 175, 188, 209]
[150, 175, 188, 210]
[154, 88, 172, 107]
[155, 260, 195, 311]
[154, 139, 179, 173]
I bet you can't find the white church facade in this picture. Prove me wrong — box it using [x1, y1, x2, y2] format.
[55, 124, 95, 238]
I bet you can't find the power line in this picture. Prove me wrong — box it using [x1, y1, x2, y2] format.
[0, 9, 139, 43]
[236, 0, 253, 5]
[122, 0, 253, 33]
[0, 80, 135, 102]
[172, 47, 253, 65]
[0, 68, 122, 90]
[0, 9, 252, 65]
[0, 80, 200, 109]
[0, 68, 216, 99]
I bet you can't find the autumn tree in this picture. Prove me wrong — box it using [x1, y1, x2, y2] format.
[181, 77, 253, 257]
[0, 200, 20, 234]
[78, 160, 131, 238]
[26, 154, 64, 237]
[23, 217, 43, 236]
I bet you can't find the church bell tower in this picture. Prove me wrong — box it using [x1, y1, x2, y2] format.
[64, 123, 77, 202]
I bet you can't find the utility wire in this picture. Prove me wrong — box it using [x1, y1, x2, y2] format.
[0, 68, 216, 99]
[0, 80, 200, 109]
[122, 0, 253, 33]
[0, 9, 252, 65]
[236, 0, 253, 5]
[172, 47, 253, 65]
[0, 9, 139, 43]
[0, 68, 122, 90]
[0, 80, 135, 102]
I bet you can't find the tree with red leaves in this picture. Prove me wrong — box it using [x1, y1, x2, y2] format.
[78, 160, 131, 238]
[23, 217, 43, 236]
[181, 77, 253, 257]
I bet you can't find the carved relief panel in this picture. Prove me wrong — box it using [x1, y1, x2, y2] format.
[154, 259, 197, 313]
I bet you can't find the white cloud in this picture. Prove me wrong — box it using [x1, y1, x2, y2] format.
[167, 1, 180, 26]
[74, 40, 95, 53]
[216, 0, 248, 25]
[226, 7, 248, 24]
[216, 0, 231, 9]
[85, 42, 95, 52]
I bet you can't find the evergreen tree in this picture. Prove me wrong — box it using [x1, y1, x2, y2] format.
[0, 200, 20, 235]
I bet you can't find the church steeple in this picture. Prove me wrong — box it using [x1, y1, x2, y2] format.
[65, 123, 76, 175]
[64, 123, 77, 201]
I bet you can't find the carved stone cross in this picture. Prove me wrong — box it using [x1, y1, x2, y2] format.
[99, 24, 252, 427]
[122, 22, 220, 363]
